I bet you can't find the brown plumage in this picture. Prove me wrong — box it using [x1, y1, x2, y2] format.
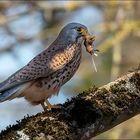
[0, 23, 93, 110]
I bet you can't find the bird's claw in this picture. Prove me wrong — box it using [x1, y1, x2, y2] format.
[42, 104, 62, 111]
[47, 104, 62, 111]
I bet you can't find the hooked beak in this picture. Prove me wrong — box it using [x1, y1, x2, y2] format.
[81, 29, 90, 37]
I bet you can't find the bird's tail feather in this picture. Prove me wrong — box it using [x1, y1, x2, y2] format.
[0, 80, 9, 91]
[0, 83, 30, 102]
[0, 86, 20, 102]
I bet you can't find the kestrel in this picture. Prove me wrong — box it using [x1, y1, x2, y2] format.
[0, 23, 95, 110]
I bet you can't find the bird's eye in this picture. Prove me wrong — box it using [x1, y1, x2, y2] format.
[77, 27, 84, 33]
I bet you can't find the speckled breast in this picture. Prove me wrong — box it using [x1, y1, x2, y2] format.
[40, 43, 82, 90]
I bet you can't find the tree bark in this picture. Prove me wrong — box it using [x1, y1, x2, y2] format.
[0, 69, 140, 140]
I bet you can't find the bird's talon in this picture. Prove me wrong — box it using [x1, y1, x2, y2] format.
[47, 104, 62, 111]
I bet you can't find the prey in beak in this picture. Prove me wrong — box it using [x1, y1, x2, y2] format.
[84, 35, 99, 56]
[83, 34, 99, 72]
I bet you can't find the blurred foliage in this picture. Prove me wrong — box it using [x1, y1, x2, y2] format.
[0, 1, 140, 139]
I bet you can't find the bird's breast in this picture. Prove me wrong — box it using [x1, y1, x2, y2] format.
[46, 43, 82, 87]
[49, 43, 82, 71]
[33, 43, 82, 90]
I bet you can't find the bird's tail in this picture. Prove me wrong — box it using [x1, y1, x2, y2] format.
[0, 82, 30, 102]
[0, 79, 8, 90]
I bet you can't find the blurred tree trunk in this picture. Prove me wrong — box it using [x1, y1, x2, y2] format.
[0, 69, 140, 140]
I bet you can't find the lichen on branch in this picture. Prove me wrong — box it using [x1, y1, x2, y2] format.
[0, 70, 140, 140]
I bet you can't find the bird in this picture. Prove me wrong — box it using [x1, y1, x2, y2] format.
[0, 22, 92, 110]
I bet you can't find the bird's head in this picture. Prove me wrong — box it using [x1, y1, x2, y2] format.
[55, 23, 97, 55]
[58, 23, 90, 44]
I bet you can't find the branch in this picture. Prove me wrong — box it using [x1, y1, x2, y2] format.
[0, 69, 140, 140]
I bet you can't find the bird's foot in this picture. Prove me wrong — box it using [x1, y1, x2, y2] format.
[47, 104, 61, 111]
[41, 100, 61, 111]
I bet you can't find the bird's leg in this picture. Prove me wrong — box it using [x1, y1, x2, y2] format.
[41, 102, 46, 111]
[45, 99, 61, 110]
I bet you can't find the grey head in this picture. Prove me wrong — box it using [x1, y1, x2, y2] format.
[57, 22, 89, 44]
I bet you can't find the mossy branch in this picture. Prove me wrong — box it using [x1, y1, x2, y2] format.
[0, 69, 140, 140]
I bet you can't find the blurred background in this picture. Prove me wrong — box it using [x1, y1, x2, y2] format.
[0, 1, 140, 139]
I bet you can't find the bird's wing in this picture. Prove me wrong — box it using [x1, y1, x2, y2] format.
[0, 43, 75, 93]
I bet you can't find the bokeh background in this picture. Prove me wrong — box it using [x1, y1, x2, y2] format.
[0, 1, 140, 139]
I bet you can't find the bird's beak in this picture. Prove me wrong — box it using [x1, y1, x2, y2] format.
[82, 29, 89, 36]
